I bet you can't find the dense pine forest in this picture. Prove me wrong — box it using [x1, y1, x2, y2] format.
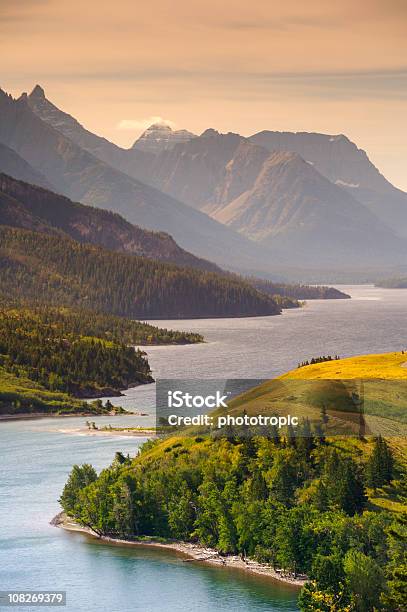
[2, 306, 203, 346]
[0, 307, 156, 399]
[0, 307, 203, 415]
[61, 430, 407, 611]
[0, 226, 283, 319]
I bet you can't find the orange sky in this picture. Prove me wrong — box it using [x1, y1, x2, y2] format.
[1, 0, 407, 189]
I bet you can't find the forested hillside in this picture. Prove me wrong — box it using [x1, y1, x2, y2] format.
[0, 368, 111, 417]
[0, 226, 282, 319]
[248, 278, 350, 300]
[60, 354, 407, 610]
[0, 173, 221, 273]
[61, 431, 406, 611]
[0, 307, 153, 398]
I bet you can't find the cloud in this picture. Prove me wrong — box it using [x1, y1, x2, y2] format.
[117, 116, 176, 130]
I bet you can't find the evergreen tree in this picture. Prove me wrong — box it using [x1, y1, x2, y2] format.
[366, 436, 393, 489]
[269, 450, 298, 506]
[286, 423, 297, 449]
[323, 450, 367, 515]
[59, 464, 97, 516]
[343, 549, 385, 612]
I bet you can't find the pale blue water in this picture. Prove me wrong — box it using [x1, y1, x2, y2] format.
[1, 285, 407, 611]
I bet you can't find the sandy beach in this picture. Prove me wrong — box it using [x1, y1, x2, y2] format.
[0, 412, 109, 422]
[52, 512, 306, 588]
[57, 426, 156, 437]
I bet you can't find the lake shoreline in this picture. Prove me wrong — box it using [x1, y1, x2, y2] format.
[57, 426, 156, 437]
[52, 512, 306, 589]
[0, 411, 135, 422]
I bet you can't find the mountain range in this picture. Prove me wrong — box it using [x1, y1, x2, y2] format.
[249, 130, 407, 238]
[1, 84, 407, 278]
[132, 128, 407, 267]
[0, 87, 271, 274]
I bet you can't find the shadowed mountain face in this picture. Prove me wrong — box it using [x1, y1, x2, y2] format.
[0, 88, 274, 274]
[0, 173, 222, 272]
[249, 130, 407, 238]
[0, 141, 52, 190]
[211, 151, 407, 266]
[129, 130, 407, 266]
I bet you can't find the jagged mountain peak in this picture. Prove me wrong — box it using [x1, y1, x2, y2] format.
[131, 122, 196, 154]
[30, 84, 46, 99]
[149, 121, 174, 129]
[200, 128, 219, 138]
[200, 129, 243, 141]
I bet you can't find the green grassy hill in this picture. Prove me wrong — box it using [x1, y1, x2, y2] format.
[0, 367, 121, 416]
[221, 353, 407, 436]
[60, 352, 407, 611]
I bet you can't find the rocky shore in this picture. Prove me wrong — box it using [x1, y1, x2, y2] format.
[52, 512, 307, 588]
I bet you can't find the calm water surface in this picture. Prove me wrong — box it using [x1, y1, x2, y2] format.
[1, 285, 407, 611]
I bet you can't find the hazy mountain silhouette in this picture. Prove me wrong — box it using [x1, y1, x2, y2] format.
[0, 87, 273, 273]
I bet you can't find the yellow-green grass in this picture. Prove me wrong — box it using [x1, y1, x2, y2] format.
[281, 351, 407, 380]
[0, 367, 92, 415]
[137, 353, 407, 514]
[220, 352, 407, 436]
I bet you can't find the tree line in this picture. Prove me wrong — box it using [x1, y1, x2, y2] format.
[0, 307, 153, 396]
[0, 226, 282, 319]
[248, 278, 350, 300]
[298, 355, 341, 368]
[60, 430, 405, 611]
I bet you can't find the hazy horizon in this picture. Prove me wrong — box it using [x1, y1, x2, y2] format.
[1, 0, 406, 189]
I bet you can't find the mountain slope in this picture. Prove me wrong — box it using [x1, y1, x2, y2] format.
[211, 151, 406, 266]
[139, 129, 246, 210]
[249, 130, 407, 237]
[0, 88, 273, 273]
[0, 174, 350, 301]
[0, 141, 52, 189]
[17, 86, 407, 272]
[133, 130, 407, 267]
[0, 173, 221, 272]
[25, 85, 151, 178]
[0, 226, 282, 318]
